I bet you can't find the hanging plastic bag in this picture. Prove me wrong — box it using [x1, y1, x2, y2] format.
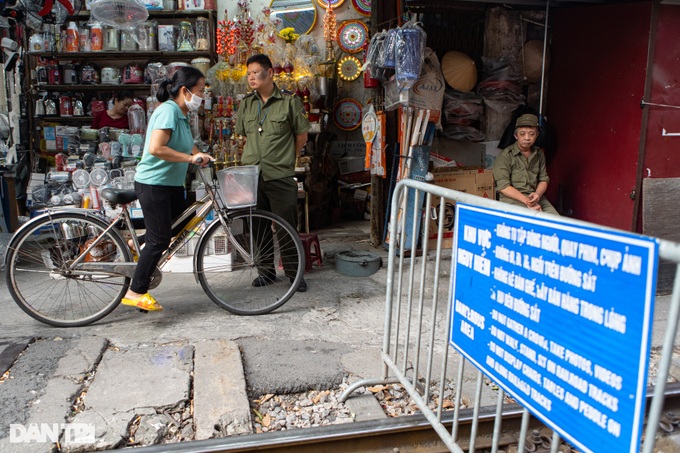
[363, 30, 387, 81]
[377, 28, 398, 70]
[395, 22, 426, 93]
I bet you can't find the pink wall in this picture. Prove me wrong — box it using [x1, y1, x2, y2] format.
[547, 2, 652, 230]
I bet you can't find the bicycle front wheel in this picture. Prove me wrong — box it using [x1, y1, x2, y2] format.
[196, 209, 304, 315]
[4, 211, 132, 327]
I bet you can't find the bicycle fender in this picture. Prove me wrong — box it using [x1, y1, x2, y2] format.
[18, 208, 110, 232]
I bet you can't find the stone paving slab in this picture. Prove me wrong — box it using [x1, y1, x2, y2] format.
[0, 337, 33, 376]
[66, 343, 193, 451]
[238, 339, 345, 395]
[0, 337, 91, 453]
[0, 338, 73, 439]
[193, 339, 252, 439]
[344, 394, 388, 422]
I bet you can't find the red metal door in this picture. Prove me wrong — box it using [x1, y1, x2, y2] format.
[546, 2, 652, 230]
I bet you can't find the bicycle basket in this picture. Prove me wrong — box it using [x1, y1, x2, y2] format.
[216, 165, 259, 209]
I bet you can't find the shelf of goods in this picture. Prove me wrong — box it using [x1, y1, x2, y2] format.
[26, 9, 217, 155]
[37, 84, 152, 91]
[38, 116, 94, 123]
[28, 51, 212, 60]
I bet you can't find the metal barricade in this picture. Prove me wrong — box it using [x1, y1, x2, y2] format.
[340, 178, 680, 453]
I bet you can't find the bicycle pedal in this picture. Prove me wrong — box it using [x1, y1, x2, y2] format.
[138, 309, 149, 314]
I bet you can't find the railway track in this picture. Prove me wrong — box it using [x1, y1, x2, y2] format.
[130, 382, 680, 453]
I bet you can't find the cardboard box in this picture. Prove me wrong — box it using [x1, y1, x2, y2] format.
[180, 0, 216, 10]
[43, 127, 56, 141]
[55, 126, 70, 137]
[482, 140, 501, 168]
[407, 71, 445, 126]
[157, 25, 176, 51]
[430, 138, 485, 167]
[427, 168, 495, 249]
[337, 156, 365, 175]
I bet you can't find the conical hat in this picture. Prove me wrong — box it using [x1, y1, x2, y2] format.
[523, 40, 550, 82]
[441, 51, 477, 92]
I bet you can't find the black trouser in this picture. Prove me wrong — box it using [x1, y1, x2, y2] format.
[254, 175, 299, 279]
[131, 182, 189, 294]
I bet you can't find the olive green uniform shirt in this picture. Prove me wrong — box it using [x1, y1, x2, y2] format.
[235, 86, 311, 181]
[492, 142, 558, 215]
[493, 142, 550, 196]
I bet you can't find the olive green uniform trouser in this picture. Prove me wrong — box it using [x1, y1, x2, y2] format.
[499, 194, 560, 215]
[253, 175, 300, 279]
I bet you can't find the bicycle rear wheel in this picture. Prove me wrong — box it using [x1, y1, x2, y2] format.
[196, 209, 304, 315]
[4, 211, 132, 327]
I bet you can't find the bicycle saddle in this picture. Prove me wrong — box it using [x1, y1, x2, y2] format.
[101, 188, 138, 204]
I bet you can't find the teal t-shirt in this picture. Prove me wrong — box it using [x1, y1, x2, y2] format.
[135, 100, 194, 187]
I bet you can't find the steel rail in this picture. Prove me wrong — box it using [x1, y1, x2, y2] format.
[131, 383, 680, 453]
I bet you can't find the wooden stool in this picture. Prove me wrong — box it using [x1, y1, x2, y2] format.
[299, 233, 322, 273]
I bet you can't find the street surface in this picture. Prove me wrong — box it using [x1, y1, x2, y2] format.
[0, 221, 677, 451]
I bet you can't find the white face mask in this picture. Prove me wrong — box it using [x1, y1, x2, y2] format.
[185, 91, 203, 111]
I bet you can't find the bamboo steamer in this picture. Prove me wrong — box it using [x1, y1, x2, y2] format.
[441, 51, 477, 92]
[523, 40, 550, 82]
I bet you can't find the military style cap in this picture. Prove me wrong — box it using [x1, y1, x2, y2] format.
[516, 114, 539, 128]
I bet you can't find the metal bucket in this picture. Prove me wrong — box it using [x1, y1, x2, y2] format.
[335, 250, 382, 277]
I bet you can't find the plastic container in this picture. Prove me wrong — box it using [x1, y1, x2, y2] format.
[120, 30, 138, 51]
[101, 66, 120, 85]
[138, 21, 158, 51]
[59, 95, 73, 117]
[64, 22, 79, 52]
[103, 27, 120, 51]
[191, 57, 210, 75]
[217, 165, 259, 209]
[79, 25, 90, 51]
[127, 104, 146, 135]
[90, 22, 103, 51]
[63, 63, 78, 84]
[195, 17, 209, 51]
[29, 33, 44, 52]
[80, 63, 100, 84]
[122, 64, 144, 84]
[177, 21, 195, 52]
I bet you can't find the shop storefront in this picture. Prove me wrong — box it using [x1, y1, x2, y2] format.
[0, 0, 679, 252]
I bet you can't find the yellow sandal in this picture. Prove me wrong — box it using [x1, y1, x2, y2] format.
[127, 240, 139, 262]
[121, 293, 163, 311]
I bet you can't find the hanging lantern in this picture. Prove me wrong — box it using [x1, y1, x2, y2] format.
[441, 51, 477, 92]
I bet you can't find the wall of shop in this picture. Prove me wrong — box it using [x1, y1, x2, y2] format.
[546, 2, 652, 231]
[214, 0, 368, 143]
[641, 6, 680, 179]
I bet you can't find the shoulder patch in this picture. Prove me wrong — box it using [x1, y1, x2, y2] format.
[281, 90, 295, 96]
[244, 91, 256, 98]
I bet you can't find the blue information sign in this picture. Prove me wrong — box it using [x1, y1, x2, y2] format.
[450, 204, 658, 453]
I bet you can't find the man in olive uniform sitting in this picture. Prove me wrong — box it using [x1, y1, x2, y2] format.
[235, 54, 311, 292]
[492, 114, 559, 215]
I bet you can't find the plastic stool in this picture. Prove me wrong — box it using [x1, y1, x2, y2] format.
[299, 233, 322, 273]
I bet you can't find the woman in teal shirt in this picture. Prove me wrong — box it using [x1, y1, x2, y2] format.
[122, 66, 213, 312]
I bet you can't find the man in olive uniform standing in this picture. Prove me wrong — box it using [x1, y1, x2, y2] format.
[492, 113, 559, 215]
[235, 54, 310, 292]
